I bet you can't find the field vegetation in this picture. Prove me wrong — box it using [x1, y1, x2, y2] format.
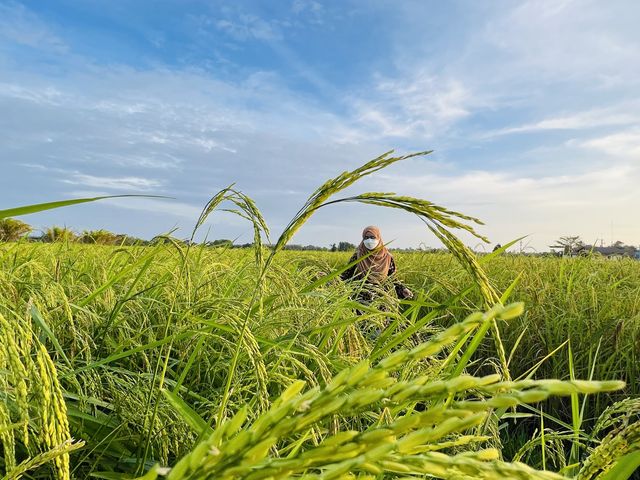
[0, 152, 638, 479]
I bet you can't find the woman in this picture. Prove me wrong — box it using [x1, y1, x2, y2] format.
[340, 226, 413, 303]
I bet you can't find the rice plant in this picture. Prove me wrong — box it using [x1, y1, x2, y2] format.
[0, 152, 638, 479]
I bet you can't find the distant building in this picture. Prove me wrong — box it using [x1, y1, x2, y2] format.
[576, 244, 639, 258]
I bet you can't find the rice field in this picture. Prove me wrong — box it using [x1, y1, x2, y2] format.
[1, 152, 639, 479]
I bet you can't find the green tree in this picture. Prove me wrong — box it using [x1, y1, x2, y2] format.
[80, 229, 119, 245]
[208, 239, 234, 247]
[0, 218, 32, 242]
[43, 226, 76, 243]
[337, 241, 356, 252]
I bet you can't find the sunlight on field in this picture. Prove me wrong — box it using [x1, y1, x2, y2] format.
[1, 240, 638, 478]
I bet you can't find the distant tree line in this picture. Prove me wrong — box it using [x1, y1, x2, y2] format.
[550, 235, 639, 258]
[0, 218, 145, 245]
[0, 219, 350, 250]
[1, 219, 442, 252]
[9, 219, 634, 257]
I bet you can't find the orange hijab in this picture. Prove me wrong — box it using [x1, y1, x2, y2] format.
[356, 226, 393, 283]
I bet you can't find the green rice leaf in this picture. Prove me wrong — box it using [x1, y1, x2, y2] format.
[162, 389, 214, 437]
[0, 195, 168, 219]
[599, 451, 640, 480]
[30, 304, 72, 368]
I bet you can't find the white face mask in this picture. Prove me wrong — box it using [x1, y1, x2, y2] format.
[363, 238, 379, 250]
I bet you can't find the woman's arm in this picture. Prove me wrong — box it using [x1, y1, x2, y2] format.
[340, 252, 359, 281]
[389, 256, 413, 299]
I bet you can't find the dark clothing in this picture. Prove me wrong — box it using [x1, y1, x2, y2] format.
[340, 251, 412, 341]
[340, 252, 411, 300]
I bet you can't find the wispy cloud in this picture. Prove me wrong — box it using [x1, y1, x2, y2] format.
[578, 130, 640, 157]
[63, 191, 203, 223]
[103, 197, 203, 220]
[215, 16, 282, 42]
[0, 1, 67, 52]
[0, 82, 66, 105]
[1, 1, 639, 247]
[483, 0, 640, 85]
[368, 162, 640, 247]
[291, 0, 324, 24]
[481, 107, 640, 138]
[348, 74, 473, 139]
[62, 174, 164, 191]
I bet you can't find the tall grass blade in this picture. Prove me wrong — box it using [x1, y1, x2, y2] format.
[161, 389, 213, 437]
[30, 304, 72, 368]
[0, 195, 167, 219]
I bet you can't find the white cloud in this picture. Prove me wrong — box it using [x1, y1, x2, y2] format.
[4, 53, 637, 247]
[291, 0, 324, 24]
[2, 1, 639, 248]
[578, 130, 640, 157]
[482, 107, 640, 138]
[103, 197, 203, 220]
[101, 196, 267, 235]
[379, 76, 469, 121]
[348, 74, 472, 139]
[63, 174, 164, 191]
[483, 0, 640, 85]
[365, 161, 640, 248]
[86, 153, 182, 170]
[214, 16, 281, 42]
[376, 164, 637, 208]
[62, 191, 203, 224]
[0, 82, 66, 105]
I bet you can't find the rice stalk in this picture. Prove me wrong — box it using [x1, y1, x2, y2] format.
[139, 304, 624, 480]
[0, 312, 84, 479]
[577, 398, 640, 480]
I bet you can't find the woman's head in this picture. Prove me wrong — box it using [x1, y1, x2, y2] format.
[362, 225, 382, 250]
[356, 225, 392, 283]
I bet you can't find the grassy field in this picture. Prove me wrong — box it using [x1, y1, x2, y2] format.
[1, 152, 639, 479]
[395, 253, 640, 404]
[0, 242, 638, 479]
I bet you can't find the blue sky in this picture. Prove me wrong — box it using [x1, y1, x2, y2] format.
[1, 0, 639, 250]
